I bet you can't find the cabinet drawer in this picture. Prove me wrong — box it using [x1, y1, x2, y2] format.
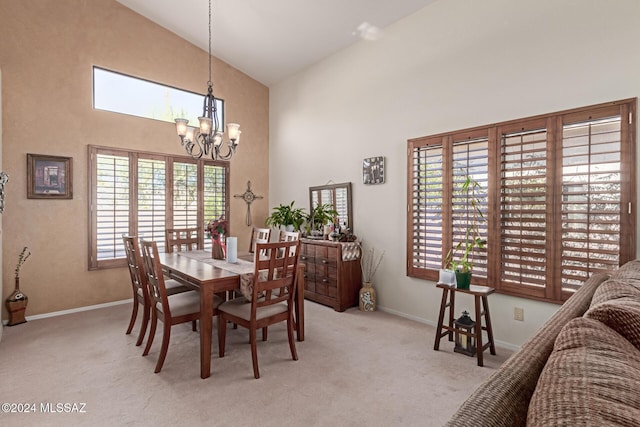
[300, 243, 316, 263]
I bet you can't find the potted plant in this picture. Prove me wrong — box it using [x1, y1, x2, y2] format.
[309, 203, 338, 234]
[265, 201, 307, 232]
[442, 176, 486, 289]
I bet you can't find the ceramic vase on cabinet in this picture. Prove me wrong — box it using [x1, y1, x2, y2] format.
[359, 282, 376, 311]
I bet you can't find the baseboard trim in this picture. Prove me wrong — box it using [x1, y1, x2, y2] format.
[377, 304, 520, 352]
[2, 299, 130, 325]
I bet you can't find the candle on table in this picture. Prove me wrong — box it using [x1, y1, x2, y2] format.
[226, 236, 238, 263]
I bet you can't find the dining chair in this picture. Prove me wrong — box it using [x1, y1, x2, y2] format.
[278, 230, 300, 242]
[165, 228, 199, 253]
[122, 235, 190, 347]
[249, 227, 271, 253]
[217, 240, 301, 379]
[140, 239, 223, 373]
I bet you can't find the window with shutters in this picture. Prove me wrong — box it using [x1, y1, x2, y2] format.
[89, 146, 229, 270]
[407, 99, 636, 303]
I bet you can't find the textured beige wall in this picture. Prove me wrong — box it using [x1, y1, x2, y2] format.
[0, 0, 269, 317]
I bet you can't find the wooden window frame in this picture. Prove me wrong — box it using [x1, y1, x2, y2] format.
[88, 145, 229, 270]
[407, 99, 636, 304]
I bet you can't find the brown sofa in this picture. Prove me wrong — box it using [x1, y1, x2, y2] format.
[446, 260, 640, 426]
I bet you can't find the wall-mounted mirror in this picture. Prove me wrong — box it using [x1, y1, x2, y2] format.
[309, 182, 353, 231]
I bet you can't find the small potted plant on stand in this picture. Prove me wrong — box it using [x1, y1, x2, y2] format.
[442, 176, 486, 289]
[265, 201, 307, 232]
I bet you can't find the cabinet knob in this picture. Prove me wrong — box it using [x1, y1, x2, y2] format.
[301, 256, 307, 260]
[321, 259, 328, 264]
[322, 278, 329, 283]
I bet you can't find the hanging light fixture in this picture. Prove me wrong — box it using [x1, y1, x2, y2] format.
[175, 0, 241, 160]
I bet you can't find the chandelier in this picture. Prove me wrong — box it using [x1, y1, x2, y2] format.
[175, 0, 241, 161]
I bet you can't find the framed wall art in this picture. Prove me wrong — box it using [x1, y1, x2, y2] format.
[363, 156, 385, 185]
[27, 154, 73, 199]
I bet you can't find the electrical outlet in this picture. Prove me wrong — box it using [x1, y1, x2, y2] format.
[514, 307, 524, 321]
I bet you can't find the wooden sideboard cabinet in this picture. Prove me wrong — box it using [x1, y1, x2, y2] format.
[300, 239, 362, 312]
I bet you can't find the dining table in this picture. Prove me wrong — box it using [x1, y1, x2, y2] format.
[158, 249, 305, 379]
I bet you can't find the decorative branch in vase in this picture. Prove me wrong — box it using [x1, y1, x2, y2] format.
[7, 246, 31, 326]
[358, 243, 384, 312]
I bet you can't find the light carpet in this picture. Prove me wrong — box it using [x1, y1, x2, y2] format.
[0, 301, 512, 426]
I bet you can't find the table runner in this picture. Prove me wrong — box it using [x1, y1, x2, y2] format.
[176, 251, 261, 300]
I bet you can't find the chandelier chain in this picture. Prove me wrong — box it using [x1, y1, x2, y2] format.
[208, 0, 212, 87]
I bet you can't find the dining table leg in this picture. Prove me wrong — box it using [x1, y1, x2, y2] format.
[200, 285, 214, 379]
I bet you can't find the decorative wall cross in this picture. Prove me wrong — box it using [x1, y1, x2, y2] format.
[234, 180, 263, 226]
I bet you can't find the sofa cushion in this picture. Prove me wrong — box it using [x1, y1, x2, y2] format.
[527, 317, 640, 426]
[607, 260, 640, 288]
[585, 299, 640, 351]
[590, 278, 640, 307]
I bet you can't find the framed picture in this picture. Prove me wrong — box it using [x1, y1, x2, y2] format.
[27, 154, 73, 199]
[363, 156, 385, 185]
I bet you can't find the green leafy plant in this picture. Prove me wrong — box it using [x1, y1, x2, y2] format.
[265, 201, 307, 231]
[442, 176, 486, 273]
[309, 203, 338, 231]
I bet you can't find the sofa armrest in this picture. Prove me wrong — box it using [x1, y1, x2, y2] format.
[445, 272, 610, 427]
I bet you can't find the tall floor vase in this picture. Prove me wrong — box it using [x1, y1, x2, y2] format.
[6, 277, 28, 326]
[359, 282, 376, 312]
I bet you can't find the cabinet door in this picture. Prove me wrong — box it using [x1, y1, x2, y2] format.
[315, 265, 338, 298]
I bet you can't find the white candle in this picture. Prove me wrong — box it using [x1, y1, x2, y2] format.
[226, 237, 237, 263]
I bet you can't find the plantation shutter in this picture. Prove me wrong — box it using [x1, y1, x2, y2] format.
[560, 114, 623, 290]
[95, 152, 130, 262]
[203, 163, 228, 249]
[137, 157, 166, 251]
[409, 142, 444, 277]
[451, 138, 489, 281]
[173, 161, 199, 229]
[499, 125, 548, 293]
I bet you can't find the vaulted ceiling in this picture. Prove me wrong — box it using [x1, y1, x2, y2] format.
[116, 0, 437, 86]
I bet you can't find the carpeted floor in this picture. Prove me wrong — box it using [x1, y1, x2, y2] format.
[0, 300, 512, 426]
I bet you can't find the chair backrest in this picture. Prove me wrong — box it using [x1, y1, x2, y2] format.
[122, 234, 148, 302]
[253, 240, 300, 309]
[249, 227, 271, 253]
[165, 228, 199, 253]
[140, 239, 170, 315]
[278, 230, 300, 242]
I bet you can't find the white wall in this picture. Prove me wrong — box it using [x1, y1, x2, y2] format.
[269, 0, 640, 348]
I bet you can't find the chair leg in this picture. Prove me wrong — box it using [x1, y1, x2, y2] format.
[126, 299, 139, 335]
[287, 313, 298, 361]
[135, 302, 150, 346]
[192, 320, 197, 332]
[218, 314, 227, 358]
[143, 311, 157, 356]
[250, 327, 260, 379]
[262, 327, 268, 341]
[154, 321, 171, 373]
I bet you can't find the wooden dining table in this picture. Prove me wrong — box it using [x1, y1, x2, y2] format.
[158, 250, 305, 379]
